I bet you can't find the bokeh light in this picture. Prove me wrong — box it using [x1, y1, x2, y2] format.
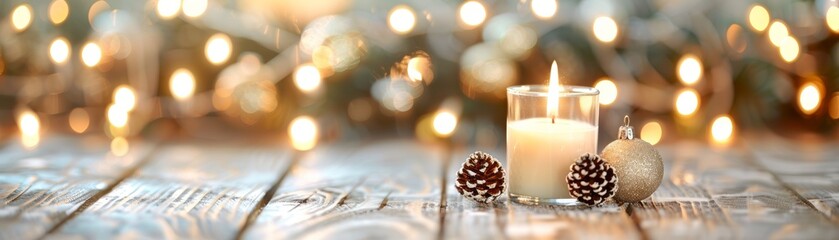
[640, 121, 663, 145]
[594, 79, 617, 105]
[205, 33, 232, 65]
[677, 55, 702, 85]
[11, 4, 33, 32]
[294, 64, 322, 93]
[592, 16, 618, 43]
[406, 55, 433, 83]
[289, 116, 319, 151]
[726, 24, 747, 53]
[113, 85, 137, 112]
[49, 0, 69, 25]
[779, 36, 799, 62]
[18, 110, 40, 149]
[675, 89, 700, 116]
[69, 108, 90, 133]
[170, 68, 196, 100]
[107, 104, 129, 128]
[81, 42, 103, 67]
[157, 0, 181, 20]
[50, 37, 71, 65]
[710, 115, 734, 145]
[388, 5, 416, 34]
[768, 21, 789, 47]
[407, 59, 425, 82]
[182, 0, 208, 18]
[459, 1, 487, 28]
[432, 111, 458, 137]
[829, 93, 839, 119]
[531, 0, 558, 20]
[748, 5, 770, 32]
[798, 82, 821, 115]
[111, 137, 129, 156]
[828, 7, 839, 33]
[88, 1, 110, 25]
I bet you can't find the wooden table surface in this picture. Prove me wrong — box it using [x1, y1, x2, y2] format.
[1, 135, 838, 240]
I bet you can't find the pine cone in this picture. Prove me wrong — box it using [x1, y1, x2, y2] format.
[455, 151, 506, 203]
[566, 153, 618, 206]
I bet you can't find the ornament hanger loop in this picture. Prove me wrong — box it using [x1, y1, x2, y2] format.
[618, 115, 634, 140]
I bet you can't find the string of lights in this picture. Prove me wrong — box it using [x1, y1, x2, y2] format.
[0, 0, 837, 155]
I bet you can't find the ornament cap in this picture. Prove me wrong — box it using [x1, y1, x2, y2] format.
[618, 115, 634, 140]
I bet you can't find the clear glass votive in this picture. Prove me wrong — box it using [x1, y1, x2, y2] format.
[507, 85, 599, 205]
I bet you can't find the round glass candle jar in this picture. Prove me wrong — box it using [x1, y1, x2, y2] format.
[507, 85, 599, 205]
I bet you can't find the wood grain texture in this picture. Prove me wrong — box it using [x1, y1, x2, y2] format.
[5, 136, 839, 239]
[242, 140, 445, 240]
[443, 148, 641, 240]
[0, 136, 151, 240]
[746, 136, 839, 225]
[45, 143, 292, 240]
[630, 141, 839, 239]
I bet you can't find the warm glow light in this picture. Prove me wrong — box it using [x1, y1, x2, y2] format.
[182, 0, 207, 18]
[49, 0, 69, 25]
[205, 33, 232, 65]
[594, 79, 617, 105]
[49, 38, 71, 65]
[459, 1, 487, 28]
[828, 7, 839, 33]
[768, 21, 789, 47]
[69, 108, 90, 133]
[170, 68, 196, 100]
[113, 85, 137, 112]
[547, 61, 560, 118]
[829, 93, 839, 119]
[432, 111, 458, 137]
[798, 83, 821, 115]
[726, 24, 747, 53]
[289, 116, 319, 151]
[677, 55, 702, 85]
[748, 5, 770, 32]
[592, 16, 618, 43]
[81, 42, 103, 67]
[157, 0, 181, 20]
[640, 121, 663, 145]
[675, 89, 700, 116]
[779, 36, 799, 62]
[88, 1, 110, 25]
[107, 104, 129, 128]
[294, 64, 322, 93]
[531, 0, 558, 19]
[111, 137, 129, 156]
[407, 57, 425, 82]
[18, 110, 40, 149]
[710, 115, 734, 144]
[11, 4, 33, 32]
[388, 5, 416, 34]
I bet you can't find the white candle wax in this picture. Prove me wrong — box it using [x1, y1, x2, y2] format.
[507, 118, 598, 199]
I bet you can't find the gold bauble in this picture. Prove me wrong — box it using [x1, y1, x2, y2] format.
[601, 116, 663, 203]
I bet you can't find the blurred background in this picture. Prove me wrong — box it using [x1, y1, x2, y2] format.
[0, 0, 837, 154]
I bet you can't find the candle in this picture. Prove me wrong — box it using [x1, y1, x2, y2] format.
[506, 61, 599, 204]
[508, 118, 597, 199]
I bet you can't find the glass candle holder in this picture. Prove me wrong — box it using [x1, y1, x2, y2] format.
[507, 85, 599, 205]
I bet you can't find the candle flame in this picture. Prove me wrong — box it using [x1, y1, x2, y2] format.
[547, 61, 560, 122]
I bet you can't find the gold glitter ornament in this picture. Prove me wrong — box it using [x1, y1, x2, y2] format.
[601, 116, 663, 202]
